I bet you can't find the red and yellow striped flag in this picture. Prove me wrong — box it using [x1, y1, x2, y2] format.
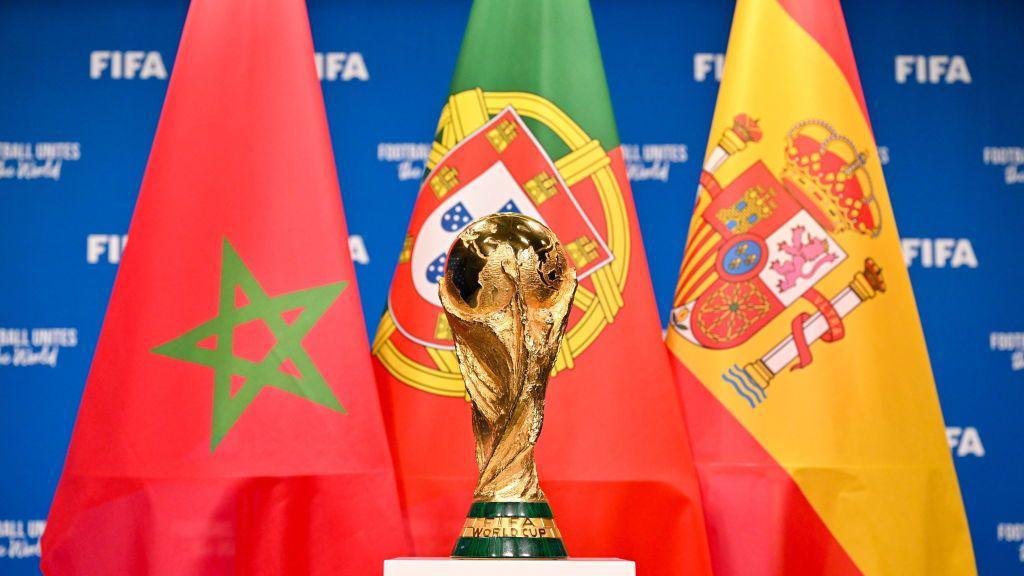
[666, 1, 976, 574]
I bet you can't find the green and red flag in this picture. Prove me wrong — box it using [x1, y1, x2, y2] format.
[372, 1, 712, 573]
[42, 0, 408, 573]
[666, 0, 975, 574]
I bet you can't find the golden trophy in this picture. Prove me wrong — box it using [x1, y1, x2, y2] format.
[439, 213, 576, 559]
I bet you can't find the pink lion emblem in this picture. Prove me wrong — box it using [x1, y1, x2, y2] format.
[770, 225, 838, 291]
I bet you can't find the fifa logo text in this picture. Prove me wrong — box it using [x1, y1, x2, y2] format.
[895, 55, 971, 84]
[693, 53, 724, 82]
[90, 51, 167, 80]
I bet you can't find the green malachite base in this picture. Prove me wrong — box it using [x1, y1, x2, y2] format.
[452, 501, 568, 559]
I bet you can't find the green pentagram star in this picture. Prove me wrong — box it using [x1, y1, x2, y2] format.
[152, 238, 347, 451]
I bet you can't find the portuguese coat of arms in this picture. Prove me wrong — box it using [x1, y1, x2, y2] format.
[376, 89, 632, 397]
[388, 107, 612, 349]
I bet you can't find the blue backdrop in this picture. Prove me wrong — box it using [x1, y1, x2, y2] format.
[1, 1, 1022, 573]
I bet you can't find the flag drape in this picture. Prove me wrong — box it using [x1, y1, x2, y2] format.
[666, 1, 976, 574]
[373, 1, 713, 574]
[42, 1, 408, 573]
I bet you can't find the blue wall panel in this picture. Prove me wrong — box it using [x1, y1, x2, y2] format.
[1, 1, 1022, 572]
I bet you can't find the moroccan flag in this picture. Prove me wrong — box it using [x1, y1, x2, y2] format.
[42, 0, 408, 573]
[665, 0, 975, 574]
[372, 0, 712, 573]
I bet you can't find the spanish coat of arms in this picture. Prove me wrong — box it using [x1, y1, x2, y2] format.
[670, 115, 886, 407]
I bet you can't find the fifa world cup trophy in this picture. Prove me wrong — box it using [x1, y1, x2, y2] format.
[439, 213, 577, 559]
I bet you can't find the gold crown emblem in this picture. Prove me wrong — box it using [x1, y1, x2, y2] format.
[780, 119, 881, 236]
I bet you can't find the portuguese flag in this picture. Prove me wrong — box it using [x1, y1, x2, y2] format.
[42, 0, 408, 573]
[666, 0, 976, 574]
[372, 1, 712, 573]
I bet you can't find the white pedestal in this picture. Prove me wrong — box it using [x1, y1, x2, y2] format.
[384, 558, 635, 575]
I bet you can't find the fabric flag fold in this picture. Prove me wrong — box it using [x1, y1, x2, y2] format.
[372, 1, 712, 574]
[665, 0, 976, 574]
[42, 0, 408, 573]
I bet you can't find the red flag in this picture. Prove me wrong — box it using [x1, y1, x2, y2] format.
[372, 1, 713, 573]
[42, 0, 408, 573]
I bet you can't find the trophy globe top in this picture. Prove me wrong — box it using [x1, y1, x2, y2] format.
[444, 213, 575, 313]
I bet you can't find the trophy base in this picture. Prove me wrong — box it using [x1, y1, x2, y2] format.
[452, 501, 568, 559]
[385, 558, 635, 575]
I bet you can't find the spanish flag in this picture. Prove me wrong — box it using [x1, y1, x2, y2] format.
[666, 1, 976, 574]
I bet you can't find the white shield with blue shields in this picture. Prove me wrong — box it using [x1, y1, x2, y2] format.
[410, 161, 546, 306]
